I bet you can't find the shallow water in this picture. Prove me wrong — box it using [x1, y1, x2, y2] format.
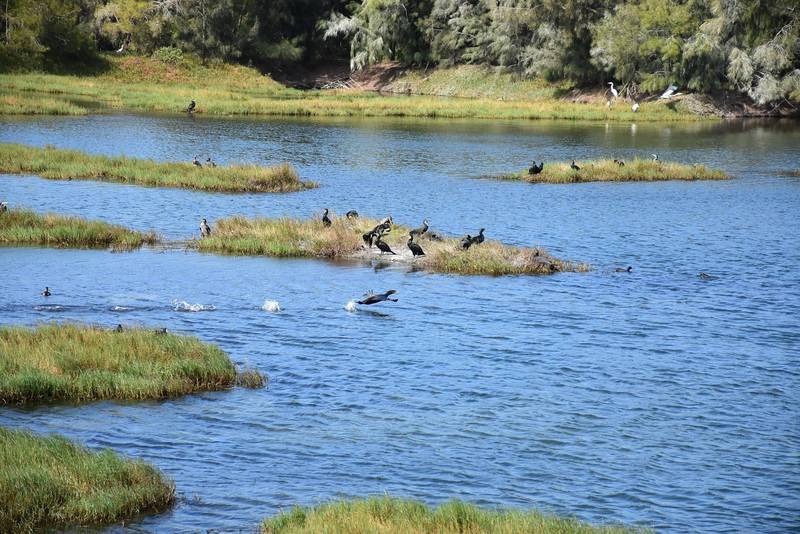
[1, 115, 799, 532]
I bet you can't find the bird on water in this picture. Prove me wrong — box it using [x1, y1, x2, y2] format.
[200, 218, 211, 238]
[42, 287, 51, 297]
[615, 266, 633, 273]
[357, 290, 398, 305]
[322, 208, 332, 227]
[407, 234, 425, 257]
[571, 160, 581, 171]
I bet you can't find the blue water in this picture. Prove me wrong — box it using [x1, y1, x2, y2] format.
[1, 115, 799, 532]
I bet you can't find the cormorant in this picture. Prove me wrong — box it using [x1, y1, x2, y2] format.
[357, 289, 398, 305]
[322, 208, 332, 227]
[362, 231, 375, 247]
[375, 236, 396, 255]
[528, 161, 544, 175]
[698, 272, 718, 281]
[471, 228, 485, 245]
[114, 324, 123, 332]
[155, 327, 168, 335]
[615, 266, 632, 273]
[206, 157, 216, 168]
[613, 159, 625, 167]
[407, 234, 425, 257]
[346, 210, 359, 219]
[410, 218, 429, 239]
[571, 160, 580, 171]
[200, 218, 211, 238]
[42, 287, 51, 297]
[192, 155, 202, 167]
[461, 234, 473, 250]
[187, 100, 196, 113]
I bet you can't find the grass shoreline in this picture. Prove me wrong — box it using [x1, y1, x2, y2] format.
[197, 215, 588, 276]
[0, 323, 265, 405]
[261, 496, 642, 533]
[0, 426, 175, 532]
[0, 143, 314, 193]
[497, 159, 729, 184]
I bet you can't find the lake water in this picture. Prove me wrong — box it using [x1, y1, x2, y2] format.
[1, 115, 799, 532]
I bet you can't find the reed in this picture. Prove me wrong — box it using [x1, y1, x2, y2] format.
[0, 323, 265, 405]
[0, 208, 156, 250]
[261, 496, 643, 534]
[197, 215, 588, 276]
[0, 426, 175, 533]
[499, 159, 728, 183]
[0, 143, 313, 193]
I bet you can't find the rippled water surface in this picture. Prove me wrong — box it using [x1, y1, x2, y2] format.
[1, 115, 799, 532]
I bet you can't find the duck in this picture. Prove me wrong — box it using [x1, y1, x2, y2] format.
[407, 234, 425, 257]
[357, 289, 398, 305]
[614, 266, 632, 273]
[321, 208, 332, 227]
[698, 272, 718, 281]
[200, 218, 211, 238]
[42, 286, 51, 297]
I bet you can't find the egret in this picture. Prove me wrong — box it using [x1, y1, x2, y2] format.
[608, 82, 618, 98]
[632, 101, 639, 112]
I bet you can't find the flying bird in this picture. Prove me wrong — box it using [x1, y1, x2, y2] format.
[659, 85, 678, 99]
[357, 289, 398, 305]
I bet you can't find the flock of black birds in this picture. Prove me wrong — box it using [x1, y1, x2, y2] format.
[527, 153, 660, 175]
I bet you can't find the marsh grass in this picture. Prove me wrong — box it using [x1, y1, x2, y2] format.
[0, 208, 156, 250]
[261, 496, 642, 534]
[499, 159, 728, 183]
[0, 143, 313, 193]
[197, 215, 588, 276]
[0, 426, 175, 533]
[0, 323, 264, 404]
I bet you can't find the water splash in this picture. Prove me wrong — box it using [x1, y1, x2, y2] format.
[110, 305, 135, 312]
[344, 300, 358, 312]
[261, 300, 281, 312]
[172, 300, 216, 312]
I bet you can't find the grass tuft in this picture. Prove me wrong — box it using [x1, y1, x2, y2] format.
[0, 426, 175, 533]
[236, 368, 267, 389]
[498, 159, 728, 184]
[0, 143, 314, 193]
[0, 208, 157, 249]
[260, 495, 644, 534]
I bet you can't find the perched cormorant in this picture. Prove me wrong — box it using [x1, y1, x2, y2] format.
[613, 159, 625, 167]
[192, 155, 202, 167]
[321, 208, 332, 227]
[461, 234, 473, 250]
[407, 234, 425, 257]
[200, 218, 211, 238]
[471, 228, 485, 245]
[357, 289, 398, 305]
[206, 157, 216, 167]
[42, 286, 51, 297]
[155, 327, 168, 335]
[615, 266, 633, 273]
[346, 210, 359, 219]
[528, 161, 544, 175]
[187, 100, 196, 113]
[571, 160, 581, 171]
[114, 324, 124, 332]
[375, 236, 396, 255]
[362, 231, 375, 247]
[427, 232, 443, 241]
[410, 218, 429, 238]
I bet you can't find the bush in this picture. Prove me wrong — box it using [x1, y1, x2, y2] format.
[152, 46, 184, 65]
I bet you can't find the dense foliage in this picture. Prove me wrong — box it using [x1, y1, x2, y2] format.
[1, 0, 798, 103]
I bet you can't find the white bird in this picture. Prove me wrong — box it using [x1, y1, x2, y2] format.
[608, 82, 618, 98]
[651, 154, 659, 161]
[116, 41, 126, 54]
[631, 101, 639, 112]
[659, 85, 678, 99]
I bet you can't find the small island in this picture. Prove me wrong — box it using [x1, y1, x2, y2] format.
[0, 426, 175, 532]
[498, 159, 728, 184]
[0, 323, 265, 405]
[196, 215, 588, 276]
[260, 496, 641, 534]
[0, 143, 315, 193]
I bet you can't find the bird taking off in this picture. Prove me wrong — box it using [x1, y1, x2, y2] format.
[357, 289, 398, 305]
[607, 82, 618, 98]
[659, 85, 678, 99]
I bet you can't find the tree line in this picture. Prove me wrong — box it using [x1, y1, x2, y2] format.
[1, 0, 797, 104]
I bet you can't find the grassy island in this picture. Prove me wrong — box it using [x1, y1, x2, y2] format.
[0, 426, 175, 533]
[0, 208, 156, 250]
[499, 159, 728, 184]
[261, 496, 640, 534]
[197, 215, 588, 276]
[0, 323, 265, 405]
[0, 143, 314, 193]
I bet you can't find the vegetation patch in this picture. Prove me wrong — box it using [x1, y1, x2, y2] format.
[0, 426, 175, 533]
[0, 143, 313, 193]
[498, 159, 728, 184]
[261, 495, 641, 534]
[0, 208, 156, 250]
[197, 215, 587, 276]
[0, 323, 265, 405]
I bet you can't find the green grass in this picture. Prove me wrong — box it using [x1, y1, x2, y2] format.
[498, 159, 728, 184]
[261, 496, 643, 534]
[0, 426, 175, 533]
[0, 208, 157, 250]
[0, 323, 265, 405]
[197, 215, 588, 276]
[0, 143, 314, 193]
[0, 55, 702, 121]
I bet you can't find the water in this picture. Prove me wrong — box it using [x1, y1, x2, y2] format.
[1, 115, 799, 532]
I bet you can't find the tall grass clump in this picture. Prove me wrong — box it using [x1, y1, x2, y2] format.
[261, 496, 643, 534]
[499, 159, 728, 184]
[0, 323, 265, 405]
[0, 208, 156, 250]
[0, 143, 314, 193]
[0, 426, 175, 532]
[197, 214, 588, 276]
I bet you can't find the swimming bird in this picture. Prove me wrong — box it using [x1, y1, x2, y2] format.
[357, 289, 398, 305]
[613, 159, 625, 167]
[187, 100, 196, 113]
[200, 218, 211, 238]
[631, 101, 639, 112]
[407, 234, 425, 257]
[346, 210, 359, 219]
[528, 161, 544, 175]
[410, 218, 429, 239]
[322, 208, 332, 227]
[615, 266, 633, 273]
[461, 234, 473, 250]
[206, 157, 216, 168]
[608, 82, 618, 98]
[471, 228, 485, 245]
[571, 160, 580, 171]
[651, 154, 659, 161]
[698, 272, 718, 281]
[42, 286, 51, 297]
[375, 236, 396, 255]
[192, 155, 202, 167]
[114, 324, 124, 332]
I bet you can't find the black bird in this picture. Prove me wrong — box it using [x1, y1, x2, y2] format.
[187, 100, 196, 113]
[471, 228, 485, 245]
[346, 210, 359, 219]
[375, 236, 396, 255]
[321, 208, 332, 227]
[192, 155, 202, 167]
[357, 289, 398, 305]
[461, 234, 473, 250]
[114, 324, 124, 332]
[407, 234, 425, 257]
[613, 159, 625, 167]
[154, 327, 168, 335]
[362, 231, 375, 247]
[200, 218, 211, 238]
[42, 286, 51, 297]
[528, 161, 544, 175]
[698, 272, 718, 281]
[615, 266, 632, 273]
[427, 232, 443, 241]
[206, 157, 216, 168]
[570, 160, 580, 171]
[410, 218, 429, 239]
